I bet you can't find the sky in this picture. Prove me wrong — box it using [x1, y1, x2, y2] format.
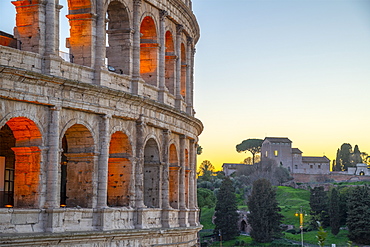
[1, 0, 370, 171]
[192, 0, 370, 170]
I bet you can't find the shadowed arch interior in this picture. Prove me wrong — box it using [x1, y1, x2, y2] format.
[165, 31, 175, 94]
[107, 131, 132, 207]
[106, 1, 131, 75]
[61, 124, 95, 208]
[143, 138, 160, 208]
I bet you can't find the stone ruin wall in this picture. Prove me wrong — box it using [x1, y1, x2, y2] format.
[0, 0, 202, 246]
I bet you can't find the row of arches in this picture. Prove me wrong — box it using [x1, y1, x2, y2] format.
[0, 116, 194, 210]
[8, 0, 195, 101]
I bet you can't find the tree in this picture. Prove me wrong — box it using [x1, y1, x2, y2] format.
[351, 145, 362, 166]
[213, 177, 239, 241]
[347, 185, 370, 244]
[197, 160, 215, 182]
[247, 178, 283, 243]
[329, 188, 340, 235]
[236, 139, 263, 164]
[316, 222, 327, 247]
[197, 145, 203, 155]
[336, 143, 352, 171]
[333, 149, 341, 171]
[309, 186, 329, 228]
[197, 188, 216, 218]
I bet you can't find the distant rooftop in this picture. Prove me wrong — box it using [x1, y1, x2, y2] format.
[222, 163, 245, 167]
[292, 148, 303, 154]
[264, 137, 292, 143]
[302, 156, 330, 163]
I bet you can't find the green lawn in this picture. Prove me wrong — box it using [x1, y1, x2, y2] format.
[284, 228, 350, 246]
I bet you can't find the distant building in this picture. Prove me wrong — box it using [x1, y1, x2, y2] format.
[222, 163, 246, 176]
[261, 137, 330, 175]
[348, 163, 370, 176]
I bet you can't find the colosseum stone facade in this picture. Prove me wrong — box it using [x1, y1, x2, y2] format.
[0, 0, 202, 246]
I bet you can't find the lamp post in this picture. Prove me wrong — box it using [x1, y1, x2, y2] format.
[295, 206, 306, 247]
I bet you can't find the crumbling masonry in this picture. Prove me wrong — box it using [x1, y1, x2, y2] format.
[0, 0, 202, 246]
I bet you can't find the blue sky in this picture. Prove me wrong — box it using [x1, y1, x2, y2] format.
[1, 0, 370, 170]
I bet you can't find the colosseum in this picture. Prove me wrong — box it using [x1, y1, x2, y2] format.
[0, 0, 202, 246]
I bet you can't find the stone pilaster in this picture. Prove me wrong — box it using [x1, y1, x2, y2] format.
[162, 129, 170, 209]
[45, 106, 60, 209]
[186, 37, 193, 115]
[158, 10, 168, 103]
[175, 24, 183, 110]
[179, 135, 188, 227]
[93, 0, 107, 84]
[131, 0, 143, 94]
[97, 114, 111, 208]
[134, 116, 145, 209]
[188, 139, 198, 226]
[44, 0, 56, 55]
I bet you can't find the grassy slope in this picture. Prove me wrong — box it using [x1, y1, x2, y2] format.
[276, 186, 310, 227]
[200, 185, 353, 246]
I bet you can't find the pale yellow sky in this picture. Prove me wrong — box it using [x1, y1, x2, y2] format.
[193, 0, 370, 171]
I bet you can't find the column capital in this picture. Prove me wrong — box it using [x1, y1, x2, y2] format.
[187, 37, 193, 46]
[176, 24, 184, 34]
[50, 105, 61, 111]
[102, 114, 112, 119]
[160, 10, 168, 21]
[133, 0, 142, 6]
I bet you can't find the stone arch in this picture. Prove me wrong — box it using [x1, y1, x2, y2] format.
[60, 123, 95, 208]
[165, 30, 175, 94]
[107, 131, 133, 207]
[180, 42, 186, 97]
[143, 138, 161, 208]
[169, 143, 179, 209]
[66, 0, 95, 67]
[105, 0, 132, 75]
[0, 117, 42, 208]
[140, 15, 158, 86]
[0, 112, 45, 144]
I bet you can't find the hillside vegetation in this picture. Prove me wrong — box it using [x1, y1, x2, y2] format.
[200, 185, 354, 246]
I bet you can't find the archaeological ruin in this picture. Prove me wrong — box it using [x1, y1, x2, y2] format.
[0, 0, 202, 246]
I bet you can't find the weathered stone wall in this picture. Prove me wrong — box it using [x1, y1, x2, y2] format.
[292, 172, 370, 183]
[0, 0, 201, 246]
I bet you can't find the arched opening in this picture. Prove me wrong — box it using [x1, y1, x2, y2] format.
[169, 144, 179, 209]
[106, 1, 131, 75]
[140, 16, 158, 86]
[180, 43, 186, 97]
[143, 138, 160, 208]
[165, 31, 175, 94]
[66, 0, 94, 66]
[107, 131, 132, 207]
[240, 220, 247, 233]
[61, 124, 95, 208]
[0, 117, 42, 208]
